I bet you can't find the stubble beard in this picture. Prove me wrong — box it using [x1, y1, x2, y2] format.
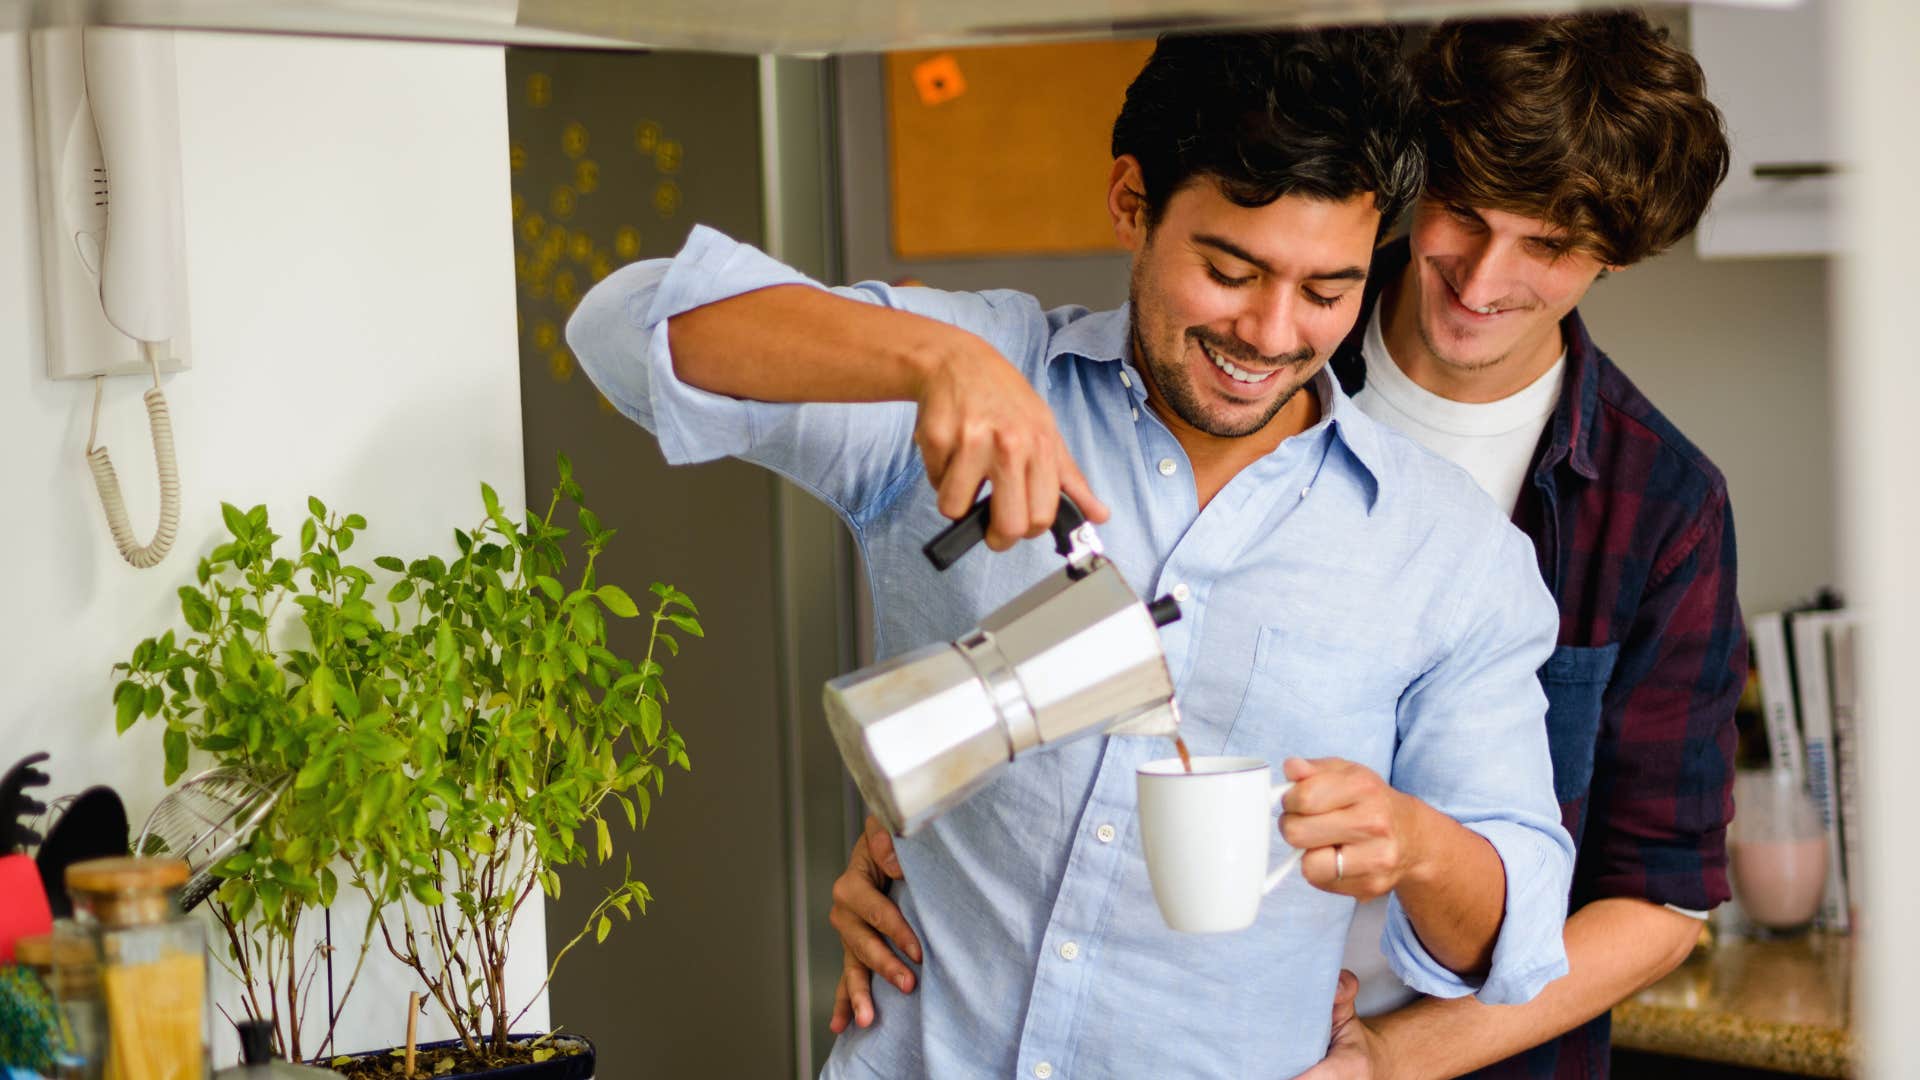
[1418, 315, 1515, 375]
[1411, 268, 1533, 376]
[1127, 275, 1310, 440]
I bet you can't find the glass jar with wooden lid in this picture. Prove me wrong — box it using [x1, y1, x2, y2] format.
[63, 856, 207, 1080]
[14, 926, 107, 1077]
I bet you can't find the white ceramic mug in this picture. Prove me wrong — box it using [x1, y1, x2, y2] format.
[1136, 755, 1301, 933]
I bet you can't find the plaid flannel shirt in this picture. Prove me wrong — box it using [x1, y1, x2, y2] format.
[1331, 239, 1747, 1079]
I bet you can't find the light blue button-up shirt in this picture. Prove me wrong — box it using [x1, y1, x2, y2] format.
[569, 226, 1573, 1080]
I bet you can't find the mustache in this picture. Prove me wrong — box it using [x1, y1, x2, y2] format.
[1189, 328, 1314, 369]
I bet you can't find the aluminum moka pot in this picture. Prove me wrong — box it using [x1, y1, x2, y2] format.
[824, 496, 1184, 836]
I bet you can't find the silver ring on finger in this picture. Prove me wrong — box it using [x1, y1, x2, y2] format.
[1334, 844, 1345, 882]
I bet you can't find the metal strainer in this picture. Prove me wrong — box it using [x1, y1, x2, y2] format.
[135, 766, 288, 911]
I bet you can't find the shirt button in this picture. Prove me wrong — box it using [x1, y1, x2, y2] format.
[1158, 458, 1177, 476]
[1171, 582, 1192, 603]
[1300, 485, 1311, 499]
[1131, 407, 1139, 421]
[1059, 941, 1080, 961]
[1096, 823, 1116, 843]
[1120, 369, 1133, 388]
[1035, 1063, 1054, 1079]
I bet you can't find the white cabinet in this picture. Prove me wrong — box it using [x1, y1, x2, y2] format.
[1692, 1, 1844, 257]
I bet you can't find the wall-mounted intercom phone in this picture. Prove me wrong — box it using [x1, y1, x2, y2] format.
[30, 26, 191, 569]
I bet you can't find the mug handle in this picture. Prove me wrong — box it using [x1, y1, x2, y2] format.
[1264, 780, 1302, 895]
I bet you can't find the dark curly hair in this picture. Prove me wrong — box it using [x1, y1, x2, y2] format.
[1417, 13, 1731, 266]
[1111, 28, 1425, 238]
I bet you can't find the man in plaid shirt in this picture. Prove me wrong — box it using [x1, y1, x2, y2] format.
[825, 12, 1744, 1078]
[1305, 13, 1746, 1078]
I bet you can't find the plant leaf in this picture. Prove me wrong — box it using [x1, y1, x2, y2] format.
[353, 772, 392, 837]
[163, 726, 188, 784]
[179, 588, 213, 633]
[309, 665, 335, 717]
[332, 673, 362, 720]
[114, 681, 142, 733]
[638, 697, 662, 745]
[296, 752, 334, 790]
[596, 585, 639, 618]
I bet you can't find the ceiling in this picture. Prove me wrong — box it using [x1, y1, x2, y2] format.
[11, 0, 1787, 54]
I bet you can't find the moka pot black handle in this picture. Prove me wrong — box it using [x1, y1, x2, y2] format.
[922, 494, 1088, 572]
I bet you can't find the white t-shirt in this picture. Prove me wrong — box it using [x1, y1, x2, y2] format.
[1350, 304, 1564, 515]
[1342, 303, 1565, 1017]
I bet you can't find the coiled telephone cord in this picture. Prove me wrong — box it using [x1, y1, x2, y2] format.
[85, 340, 180, 568]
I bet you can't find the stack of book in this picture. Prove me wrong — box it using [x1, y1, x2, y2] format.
[1749, 606, 1863, 932]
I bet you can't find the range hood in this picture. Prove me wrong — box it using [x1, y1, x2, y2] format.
[13, 0, 1791, 53]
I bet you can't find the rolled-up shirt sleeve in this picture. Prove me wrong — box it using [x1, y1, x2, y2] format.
[567, 225, 1026, 527]
[1380, 517, 1575, 1005]
[567, 225, 806, 466]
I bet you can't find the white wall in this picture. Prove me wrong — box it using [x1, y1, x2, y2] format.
[0, 29, 547, 1059]
[1835, 0, 1920, 1073]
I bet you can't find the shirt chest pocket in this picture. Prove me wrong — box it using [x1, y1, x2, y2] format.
[1220, 625, 1414, 775]
[1538, 641, 1621, 807]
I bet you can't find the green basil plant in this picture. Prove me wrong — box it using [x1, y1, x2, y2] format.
[113, 454, 697, 1064]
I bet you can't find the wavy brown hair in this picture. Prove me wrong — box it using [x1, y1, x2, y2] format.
[1417, 12, 1730, 266]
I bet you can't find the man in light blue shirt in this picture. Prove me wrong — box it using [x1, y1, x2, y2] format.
[569, 29, 1572, 1079]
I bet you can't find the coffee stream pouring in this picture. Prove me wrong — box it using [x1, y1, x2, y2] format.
[824, 495, 1184, 836]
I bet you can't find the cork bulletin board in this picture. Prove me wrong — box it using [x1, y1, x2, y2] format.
[885, 40, 1156, 259]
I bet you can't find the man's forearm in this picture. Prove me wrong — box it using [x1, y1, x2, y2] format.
[667, 283, 955, 404]
[1372, 898, 1703, 1079]
[1394, 796, 1509, 975]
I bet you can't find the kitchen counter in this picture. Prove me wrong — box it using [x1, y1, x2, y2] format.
[1611, 931, 1855, 1077]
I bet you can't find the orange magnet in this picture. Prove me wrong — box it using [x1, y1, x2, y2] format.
[913, 55, 966, 106]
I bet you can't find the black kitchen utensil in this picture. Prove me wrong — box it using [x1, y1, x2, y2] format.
[1, 753, 51, 856]
[34, 785, 130, 918]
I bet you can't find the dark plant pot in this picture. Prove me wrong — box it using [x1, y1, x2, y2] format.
[329, 1033, 594, 1079]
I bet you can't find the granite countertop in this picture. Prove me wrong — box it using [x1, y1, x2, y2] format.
[1611, 931, 1855, 1077]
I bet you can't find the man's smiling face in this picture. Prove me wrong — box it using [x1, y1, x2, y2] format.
[1403, 197, 1610, 376]
[1123, 172, 1379, 440]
